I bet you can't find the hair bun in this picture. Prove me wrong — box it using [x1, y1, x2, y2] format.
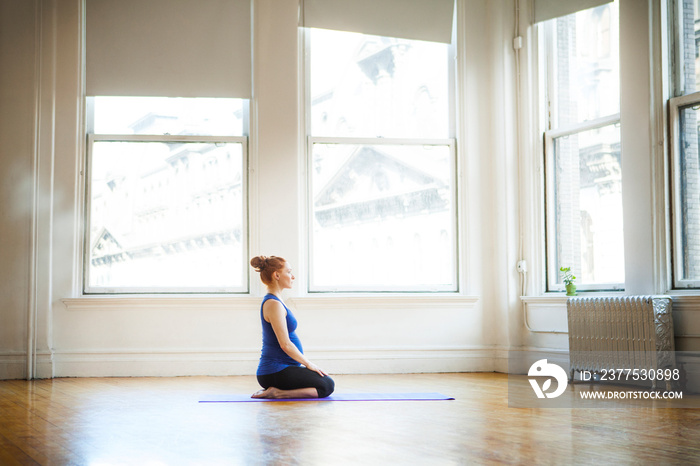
[250, 255, 268, 271]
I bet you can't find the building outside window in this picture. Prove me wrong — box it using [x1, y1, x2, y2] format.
[668, 0, 700, 289]
[85, 97, 249, 293]
[305, 27, 457, 292]
[542, 0, 624, 292]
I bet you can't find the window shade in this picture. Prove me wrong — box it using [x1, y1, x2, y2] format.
[534, 0, 612, 23]
[301, 0, 454, 44]
[86, 0, 251, 98]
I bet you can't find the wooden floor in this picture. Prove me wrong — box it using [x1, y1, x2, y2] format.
[1, 372, 700, 465]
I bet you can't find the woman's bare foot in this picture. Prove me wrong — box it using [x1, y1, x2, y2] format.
[251, 386, 318, 399]
[251, 387, 279, 398]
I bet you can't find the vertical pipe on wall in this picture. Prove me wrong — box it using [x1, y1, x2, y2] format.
[27, 0, 42, 380]
[514, 0, 527, 298]
[41, 0, 57, 379]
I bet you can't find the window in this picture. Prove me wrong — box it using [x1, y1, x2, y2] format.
[85, 97, 248, 293]
[306, 28, 457, 292]
[542, 1, 624, 292]
[668, 0, 700, 288]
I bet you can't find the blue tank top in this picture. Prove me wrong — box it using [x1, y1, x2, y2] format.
[256, 294, 304, 376]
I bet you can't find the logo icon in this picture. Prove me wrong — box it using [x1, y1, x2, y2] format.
[528, 359, 568, 399]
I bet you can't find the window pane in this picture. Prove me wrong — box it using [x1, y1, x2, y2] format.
[679, 105, 700, 281]
[88, 141, 245, 290]
[551, 1, 619, 127]
[92, 96, 245, 136]
[674, 0, 700, 94]
[310, 143, 455, 290]
[552, 124, 624, 286]
[309, 28, 450, 139]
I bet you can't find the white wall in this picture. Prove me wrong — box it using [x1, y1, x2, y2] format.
[43, 0, 507, 378]
[2, 0, 699, 380]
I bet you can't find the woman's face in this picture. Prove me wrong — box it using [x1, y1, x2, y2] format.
[276, 263, 295, 289]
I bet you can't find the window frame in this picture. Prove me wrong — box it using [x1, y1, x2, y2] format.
[668, 91, 700, 289]
[543, 113, 624, 292]
[540, 3, 625, 293]
[302, 27, 459, 293]
[84, 133, 250, 294]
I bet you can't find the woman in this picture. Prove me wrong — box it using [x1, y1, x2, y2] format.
[250, 255, 335, 399]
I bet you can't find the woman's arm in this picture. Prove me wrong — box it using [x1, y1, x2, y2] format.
[264, 300, 328, 377]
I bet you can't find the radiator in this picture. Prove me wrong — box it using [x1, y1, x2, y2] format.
[567, 296, 676, 389]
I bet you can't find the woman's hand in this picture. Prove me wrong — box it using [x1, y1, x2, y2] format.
[305, 363, 328, 377]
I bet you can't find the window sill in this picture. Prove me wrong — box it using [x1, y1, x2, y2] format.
[62, 295, 260, 311]
[62, 293, 480, 312]
[520, 291, 627, 305]
[521, 294, 700, 309]
[666, 291, 700, 298]
[668, 295, 700, 312]
[288, 294, 479, 311]
[520, 295, 568, 305]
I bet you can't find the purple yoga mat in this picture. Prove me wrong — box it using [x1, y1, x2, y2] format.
[199, 392, 455, 403]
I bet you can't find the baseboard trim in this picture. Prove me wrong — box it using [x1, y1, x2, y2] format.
[0, 352, 27, 380]
[314, 347, 506, 374]
[35, 351, 54, 379]
[4, 346, 571, 378]
[506, 347, 570, 374]
[53, 349, 261, 377]
[51, 346, 513, 377]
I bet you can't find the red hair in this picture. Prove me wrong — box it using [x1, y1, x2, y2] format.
[250, 255, 286, 285]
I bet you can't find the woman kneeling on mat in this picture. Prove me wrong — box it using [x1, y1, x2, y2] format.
[250, 255, 335, 399]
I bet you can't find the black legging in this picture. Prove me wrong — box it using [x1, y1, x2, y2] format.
[257, 366, 335, 398]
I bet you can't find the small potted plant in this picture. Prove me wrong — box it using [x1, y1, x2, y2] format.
[560, 267, 577, 296]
